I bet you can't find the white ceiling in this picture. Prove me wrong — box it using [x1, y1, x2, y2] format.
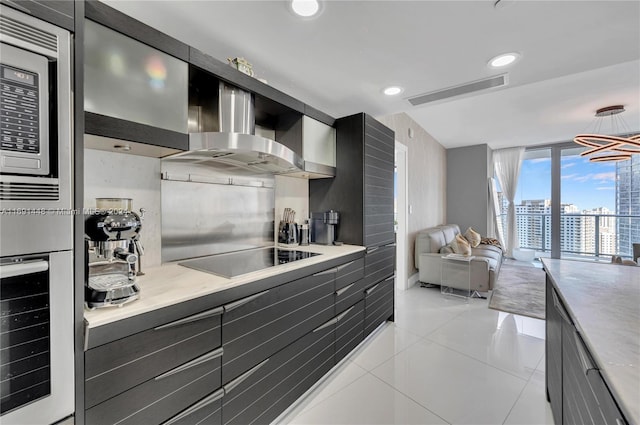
[103, 0, 640, 150]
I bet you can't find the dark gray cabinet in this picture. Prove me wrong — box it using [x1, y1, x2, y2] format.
[221, 269, 335, 384]
[84, 306, 223, 424]
[85, 307, 222, 409]
[310, 113, 395, 248]
[222, 317, 335, 425]
[310, 113, 395, 337]
[84, 254, 371, 425]
[85, 347, 223, 425]
[335, 301, 365, 363]
[546, 278, 628, 425]
[546, 278, 564, 425]
[364, 275, 395, 337]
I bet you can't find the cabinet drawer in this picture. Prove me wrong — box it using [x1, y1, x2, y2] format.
[335, 278, 367, 314]
[364, 245, 395, 287]
[335, 257, 364, 291]
[222, 318, 335, 425]
[364, 275, 394, 336]
[222, 271, 335, 383]
[85, 348, 223, 425]
[335, 301, 364, 363]
[85, 306, 222, 408]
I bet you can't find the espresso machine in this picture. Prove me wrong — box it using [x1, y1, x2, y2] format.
[311, 210, 340, 245]
[84, 199, 144, 309]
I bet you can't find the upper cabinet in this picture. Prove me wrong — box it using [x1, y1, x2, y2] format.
[303, 116, 336, 167]
[84, 20, 188, 133]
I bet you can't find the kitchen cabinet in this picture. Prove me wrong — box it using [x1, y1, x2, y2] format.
[84, 306, 223, 424]
[221, 269, 335, 384]
[364, 275, 395, 337]
[546, 279, 564, 425]
[222, 317, 335, 425]
[310, 113, 395, 335]
[83, 252, 375, 425]
[84, 20, 188, 133]
[310, 113, 395, 248]
[0, 0, 74, 31]
[303, 116, 336, 167]
[546, 277, 628, 425]
[335, 301, 365, 363]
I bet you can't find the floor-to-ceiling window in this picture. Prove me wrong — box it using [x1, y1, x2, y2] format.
[513, 142, 634, 261]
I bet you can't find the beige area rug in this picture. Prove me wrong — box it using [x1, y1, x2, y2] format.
[489, 261, 546, 320]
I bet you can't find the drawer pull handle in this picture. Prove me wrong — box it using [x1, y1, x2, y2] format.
[162, 388, 225, 425]
[384, 243, 397, 248]
[384, 274, 395, 282]
[223, 290, 269, 313]
[616, 419, 627, 425]
[336, 261, 356, 272]
[366, 247, 380, 254]
[335, 282, 355, 297]
[224, 359, 269, 395]
[313, 268, 336, 277]
[155, 347, 224, 381]
[336, 305, 355, 322]
[573, 331, 596, 375]
[551, 290, 572, 324]
[313, 317, 338, 332]
[154, 306, 224, 331]
[365, 283, 380, 295]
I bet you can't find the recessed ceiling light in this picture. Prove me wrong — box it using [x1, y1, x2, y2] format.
[488, 52, 520, 68]
[291, 0, 319, 17]
[383, 86, 404, 96]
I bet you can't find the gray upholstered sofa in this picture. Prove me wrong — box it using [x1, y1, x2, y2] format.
[415, 224, 503, 292]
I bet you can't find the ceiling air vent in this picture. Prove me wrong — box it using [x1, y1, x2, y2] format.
[408, 74, 508, 106]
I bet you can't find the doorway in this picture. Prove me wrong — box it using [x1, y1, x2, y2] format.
[395, 141, 408, 290]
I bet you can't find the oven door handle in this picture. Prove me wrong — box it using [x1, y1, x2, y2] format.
[0, 260, 49, 278]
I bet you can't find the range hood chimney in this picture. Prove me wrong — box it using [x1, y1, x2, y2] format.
[166, 82, 304, 175]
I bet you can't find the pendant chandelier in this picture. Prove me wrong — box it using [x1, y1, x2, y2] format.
[573, 105, 640, 162]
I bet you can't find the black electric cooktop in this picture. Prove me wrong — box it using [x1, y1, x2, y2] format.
[179, 247, 320, 278]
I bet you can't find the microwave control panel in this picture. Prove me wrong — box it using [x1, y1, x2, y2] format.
[0, 64, 40, 154]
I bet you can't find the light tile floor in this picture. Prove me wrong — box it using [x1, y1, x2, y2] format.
[278, 284, 554, 425]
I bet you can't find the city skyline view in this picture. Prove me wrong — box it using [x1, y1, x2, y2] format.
[516, 154, 616, 211]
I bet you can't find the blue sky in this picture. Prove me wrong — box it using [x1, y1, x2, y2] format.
[516, 155, 616, 211]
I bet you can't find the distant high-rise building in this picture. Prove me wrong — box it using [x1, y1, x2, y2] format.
[516, 200, 613, 257]
[616, 155, 640, 257]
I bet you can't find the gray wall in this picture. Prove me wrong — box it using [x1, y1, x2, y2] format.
[376, 113, 447, 276]
[446, 144, 492, 236]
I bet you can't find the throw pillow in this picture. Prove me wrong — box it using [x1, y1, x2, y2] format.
[464, 227, 481, 248]
[440, 244, 454, 254]
[451, 234, 472, 256]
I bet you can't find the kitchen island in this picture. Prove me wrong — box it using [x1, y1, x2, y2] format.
[542, 258, 639, 425]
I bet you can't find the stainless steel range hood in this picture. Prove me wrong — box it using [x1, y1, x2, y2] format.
[166, 82, 304, 175]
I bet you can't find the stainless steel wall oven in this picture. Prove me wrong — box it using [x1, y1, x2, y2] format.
[0, 5, 74, 424]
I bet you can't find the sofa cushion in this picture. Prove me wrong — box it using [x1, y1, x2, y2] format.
[451, 234, 471, 255]
[440, 225, 460, 244]
[464, 227, 481, 248]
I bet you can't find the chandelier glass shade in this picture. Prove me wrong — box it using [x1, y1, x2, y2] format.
[573, 105, 640, 162]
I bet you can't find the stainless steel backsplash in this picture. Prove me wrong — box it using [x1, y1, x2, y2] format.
[161, 161, 275, 262]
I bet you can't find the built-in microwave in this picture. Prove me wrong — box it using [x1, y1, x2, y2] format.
[0, 42, 50, 176]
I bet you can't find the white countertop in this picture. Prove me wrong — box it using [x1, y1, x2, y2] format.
[85, 244, 365, 329]
[542, 258, 640, 425]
